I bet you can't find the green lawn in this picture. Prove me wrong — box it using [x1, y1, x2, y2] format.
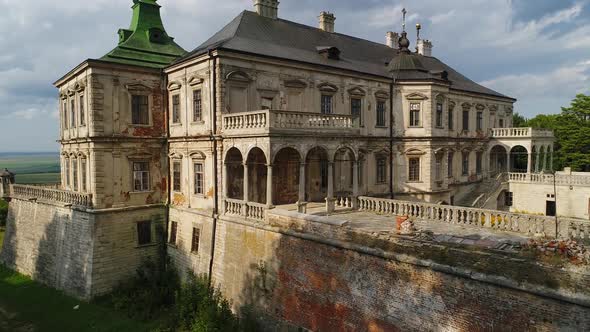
[0, 265, 155, 332]
[15, 173, 60, 185]
[0, 153, 61, 185]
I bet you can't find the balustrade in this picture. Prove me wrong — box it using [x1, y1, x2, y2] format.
[357, 196, 562, 237]
[222, 109, 357, 136]
[490, 127, 554, 138]
[10, 184, 93, 207]
[223, 198, 267, 222]
[508, 172, 590, 186]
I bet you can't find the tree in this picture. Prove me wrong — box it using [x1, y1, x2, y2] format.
[523, 94, 590, 172]
[512, 112, 528, 127]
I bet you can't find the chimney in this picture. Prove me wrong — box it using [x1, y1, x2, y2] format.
[386, 31, 399, 48]
[319, 12, 336, 33]
[417, 39, 433, 56]
[254, 0, 279, 19]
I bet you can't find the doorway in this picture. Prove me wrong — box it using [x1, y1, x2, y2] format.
[546, 201, 556, 217]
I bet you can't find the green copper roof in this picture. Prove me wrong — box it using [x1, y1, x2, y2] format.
[101, 0, 186, 68]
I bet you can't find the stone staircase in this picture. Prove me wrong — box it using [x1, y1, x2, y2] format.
[456, 173, 508, 208]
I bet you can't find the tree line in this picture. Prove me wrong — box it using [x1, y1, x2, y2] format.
[513, 94, 590, 172]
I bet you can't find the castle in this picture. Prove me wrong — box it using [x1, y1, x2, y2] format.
[2, 1, 590, 330]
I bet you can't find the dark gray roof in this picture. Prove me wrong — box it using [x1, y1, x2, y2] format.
[175, 10, 512, 100]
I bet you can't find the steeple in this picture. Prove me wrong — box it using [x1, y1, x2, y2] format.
[101, 0, 187, 68]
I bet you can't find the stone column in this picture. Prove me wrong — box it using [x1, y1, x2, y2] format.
[297, 163, 307, 213]
[549, 149, 554, 171]
[352, 161, 359, 209]
[326, 161, 335, 213]
[535, 150, 540, 173]
[243, 163, 249, 202]
[506, 152, 511, 173]
[266, 164, 273, 207]
[542, 149, 548, 172]
[527, 153, 533, 174]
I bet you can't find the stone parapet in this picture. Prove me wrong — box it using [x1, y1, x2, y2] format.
[10, 184, 93, 208]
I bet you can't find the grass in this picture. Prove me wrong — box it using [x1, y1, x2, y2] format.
[0, 153, 60, 185]
[15, 173, 60, 184]
[0, 264, 156, 332]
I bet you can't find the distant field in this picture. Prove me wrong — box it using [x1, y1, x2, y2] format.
[0, 152, 60, 185]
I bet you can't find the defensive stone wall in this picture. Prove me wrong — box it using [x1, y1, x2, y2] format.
[1, 199, 94, 298]
[209, 210, 590, 331]
[0, 197, 165, 299]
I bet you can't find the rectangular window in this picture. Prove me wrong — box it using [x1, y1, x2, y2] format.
[476, 152, 483, 174]
[435, 156, 442, 181]
[169, 221, 178, 245]
[376, 101, 386, 127]
[79, 95, 85, 126]
[137, 221, 152, 245]
[409, 103, 421, 127]
[172, 95, 181, 124]
[436, 103, 443, 128]
[448, 107, 454, 130]
[191, 227, 200, 253]
[70, 99, 76, 128]
[132, 95, 149, 125]
[81, 159, 87, 192]
[476, 111, 483, 131]
[321, 95, 333, 114]
[133, 162, 150, 192]
[65, 158, 70, 188]
[193, 90, 202, 122]
[447, 152, 454, 177]
[173, 161, 181, 192]
[63, 101, 68, 129]
[462, 110, 469, 131]
[351, 98, 362, 126]
[499, 118, 504, 128]
[72, 159, 78, 191]
[462, 152, 469, 176]
[408, 157, 420, 182]
[194, 163, 204, 195]
[261, 97, 273, 110]
[376, 156, 387, 183]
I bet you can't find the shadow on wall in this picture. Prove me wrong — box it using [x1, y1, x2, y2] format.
[233, 229, 586, 331]
[1, 201, 93, 299]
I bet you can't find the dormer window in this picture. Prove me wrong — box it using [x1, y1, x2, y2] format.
[317, 46, 341, 60]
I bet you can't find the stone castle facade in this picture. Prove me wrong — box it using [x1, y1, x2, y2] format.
[5, 1, 590, 330]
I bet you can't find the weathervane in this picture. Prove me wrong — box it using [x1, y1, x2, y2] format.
[402, 8, 407, 32]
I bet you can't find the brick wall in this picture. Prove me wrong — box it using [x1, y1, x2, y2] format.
[207, 215, 590, 331]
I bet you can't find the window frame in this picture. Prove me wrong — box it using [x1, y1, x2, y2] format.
[376, 100, 387, 127]
[409, 102, 421, 127]
[321, 94, 333, 114]
[448, 106, 454, 130]
[62, 100, 68, 130]
[447, 152, 454, 177]
[435, 103, 444, 128]
[79, 94, 86, 127]
[462, 110, 469, 131]
[132, 161, 151, 192]
[131, 94, 150, 126]
[192, 89, 203, 122]
[408, 157, 421, 182]
[169, 221, 178, 245]
[172, 94, 181, 124]
[81, 158, 87, 192]
[191, 227, 201, 253]
[173, 160, 182, 192]
[193, 162, 205, 195]
[462, 152, 470, 176]
[476, 111, 483, 131]
[376, 155, 387, 184]
[136, 220, 153, 246]
[350, 97, 363, 127]
[64, 157, 70, 189]
[70, 98, 76, 128]
[72, 158, 78, 192]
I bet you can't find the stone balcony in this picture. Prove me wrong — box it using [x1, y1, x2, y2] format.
[489, 127, 554, 139]
[10, 184, 93, 208]
[222, 109, 360, 137]
[508, 172, 590, 186]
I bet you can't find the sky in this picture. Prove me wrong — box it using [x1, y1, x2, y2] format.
[0, 0, 589, 152]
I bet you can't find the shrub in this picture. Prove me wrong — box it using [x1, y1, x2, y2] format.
[0, 199, 8, 227]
